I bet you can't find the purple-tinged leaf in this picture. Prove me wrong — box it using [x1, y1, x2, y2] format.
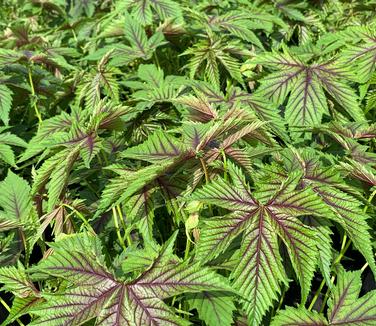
[192, 177, 257, 211]
[122, 130, 183, 163]
[193, 168, 325, 322]
[271, 306, 327, 325]
[328, 269, 376, 324]
[342, 39, 376, 83]
[2, 296, 43, 326]
[30, 233, 232, 326]
[231, 209, 288, 325]
[176, 95, 218, 122]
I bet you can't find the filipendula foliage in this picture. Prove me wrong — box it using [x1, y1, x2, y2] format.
[0, 0, 375, 325]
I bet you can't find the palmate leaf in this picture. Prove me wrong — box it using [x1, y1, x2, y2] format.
[182, 36, 245, 90]
[104, 15, 166, 66]
[253, 51, 365, 127]
[124, 0, 182, 26]
[104, 108, 264, 212]
[123, 64, 186, 110]
[272, 269, 376, 325]
[192, 165, 327, 325]
[29, 233, 232, 326]
[280, 149, 376, 278]
[96, 158, 180, 217]
[208, 11, 264, 48]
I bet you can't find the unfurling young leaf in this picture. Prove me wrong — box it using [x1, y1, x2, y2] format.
[2, 1, 376, 325]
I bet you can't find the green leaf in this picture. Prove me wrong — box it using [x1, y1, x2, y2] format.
[46, 147, 80, 211]
[271, 306, 328, 325]
[254, 51, 365, 127]
[328, 269, 376, 324]
[187, 292, 236, 326]
[273, 268, 376, 325]
[0, 170, 31, 222]
[124, 12, 149, 56]
[1, 296, 42, 326]
[30, 233, 232, 326]
[193, 169, 324, 323]
[0, 263, 38, 297]
[0, 84, 12, 126]
[121, 130, 183, 162]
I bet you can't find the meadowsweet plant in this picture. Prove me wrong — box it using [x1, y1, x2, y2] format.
[0, 0, 375, 325]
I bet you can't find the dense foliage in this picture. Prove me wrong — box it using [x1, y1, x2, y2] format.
[0, 0, 376, 325]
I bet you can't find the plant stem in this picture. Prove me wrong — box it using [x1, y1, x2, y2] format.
[112, 207, 127, 251]
[199, 157, 209, 184]
[153, 51, 160, 68]
[28, 66, 42, 126]
[361, 262, 369, 273]
[184, 235, 191, 261]
[221, 149, 228, 181]
[62, 204, 95, 235]
[116, 205, 131, 247]
[199, 157, 213, 215]
[0, 296, 25, 326]
[308, 233, 349, 311]
[276, 286, 285, 312]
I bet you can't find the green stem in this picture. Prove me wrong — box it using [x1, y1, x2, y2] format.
[221, 149, 228, 181]
[275, 286, 285, 313]
[360, 253, 376, 273]
[116, 205, 131, 247]
[199, 158, 209, 184]
[28, 66, 42, 126]
[0, 296, 25, 326]
[153, 51, 160, 68]
[62, 204, 95, 235]
[307, 279, 326, 311]
[308, 233, 349, 311]
[184, 235, 191, 261]
[112, 207, 127, 251]
[319, 275, 336, 313]
[361, 262, 369, 273]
